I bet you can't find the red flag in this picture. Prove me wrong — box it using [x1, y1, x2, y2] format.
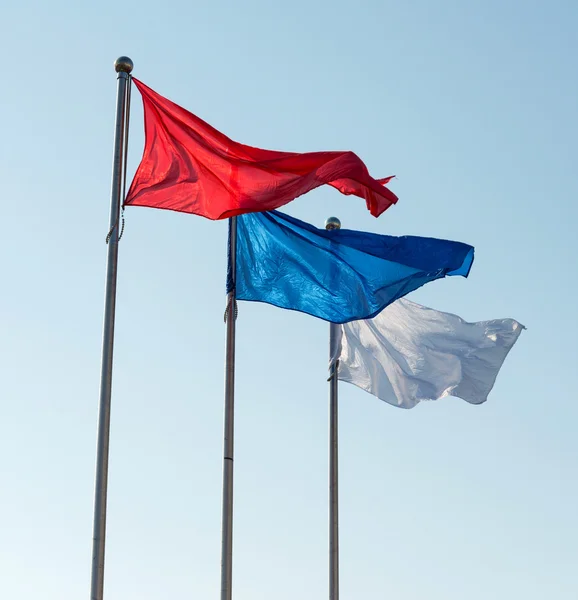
[125, 79, 398, 220]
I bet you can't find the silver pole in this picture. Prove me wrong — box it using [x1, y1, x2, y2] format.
[90, 56, 133, 600]
[221, 216, 238, 600]
[325, 216, 341, 600]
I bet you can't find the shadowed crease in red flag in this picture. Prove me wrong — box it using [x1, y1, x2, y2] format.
[124, 78, 398, 220]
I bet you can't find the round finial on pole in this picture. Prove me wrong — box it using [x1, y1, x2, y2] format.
[114, 56, 134, 73]
[325, 216, 341, 231]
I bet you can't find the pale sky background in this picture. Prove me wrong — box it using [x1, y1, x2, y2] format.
[1, 1, 577, 599]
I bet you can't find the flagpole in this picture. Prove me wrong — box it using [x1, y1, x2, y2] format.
[325, 216, 341, 600]
[221, 216, 238, 600]
[90, 56, 133, 600]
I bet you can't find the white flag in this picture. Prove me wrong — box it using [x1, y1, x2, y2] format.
[333, 299, 524, 409]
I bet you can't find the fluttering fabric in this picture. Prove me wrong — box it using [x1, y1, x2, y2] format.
[332, 298, 524, 408]
[230, 211, 474, 324]
[124, 79, 398, 220]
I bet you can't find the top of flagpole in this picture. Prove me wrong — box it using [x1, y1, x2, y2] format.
[114, 56, 134, 73]
[325, 217, 341, 231]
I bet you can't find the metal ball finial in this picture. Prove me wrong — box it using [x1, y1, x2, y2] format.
[114, 56, 134, 73]
[325, 216, 341, 231]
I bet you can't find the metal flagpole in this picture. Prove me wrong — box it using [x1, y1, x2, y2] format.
[325, 216, 341, 600]
[90, 56, 133, 600]
[221, 216, 238, 600]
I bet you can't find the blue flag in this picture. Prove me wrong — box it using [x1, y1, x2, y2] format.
[228, 211, 474, 324]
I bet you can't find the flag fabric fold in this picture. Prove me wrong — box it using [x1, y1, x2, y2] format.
[125, 78, 398, 220]
[333, 298, 524, 408]
[230, 211, 474, 324]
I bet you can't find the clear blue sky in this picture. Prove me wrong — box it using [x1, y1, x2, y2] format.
[1, 1, 577, 598]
